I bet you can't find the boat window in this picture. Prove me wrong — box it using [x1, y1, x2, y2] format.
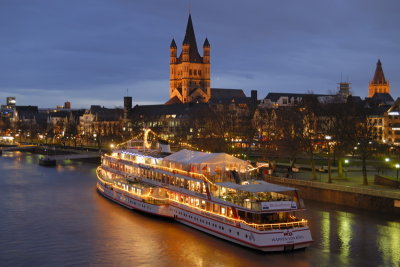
[221, 207, 226, 215]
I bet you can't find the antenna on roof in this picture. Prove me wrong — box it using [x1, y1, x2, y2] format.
[126, 88, 129, 96]
[340, 72, 343, 83]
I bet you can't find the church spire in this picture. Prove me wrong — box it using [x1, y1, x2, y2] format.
[203, 37, 210, 47]
[181, 14, 201, 62]
[368, 59, 390, 97]
[170, 38, 177, 48]
[169, 14, 211, 104]
[371, 59, 387, 84]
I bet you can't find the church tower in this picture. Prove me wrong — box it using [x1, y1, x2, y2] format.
[168, 14, 211, 104]
[368, 59, 390, 97]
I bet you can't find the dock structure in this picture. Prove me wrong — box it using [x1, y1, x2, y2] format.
[0, 145, 37, 152]
[39, 151, 100, 166]
[1, 145, 100, 165]
[43, 152, 100, 161]
[0, 145, 37, 155]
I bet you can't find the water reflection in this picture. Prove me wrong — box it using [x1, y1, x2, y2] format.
[377, 221, 400, 266]
[336, 212, 353, 266]
[320, 212, 330, 253]
[0, 152, 399, 267]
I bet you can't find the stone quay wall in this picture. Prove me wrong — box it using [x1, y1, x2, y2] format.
[266, 176, 400, 215]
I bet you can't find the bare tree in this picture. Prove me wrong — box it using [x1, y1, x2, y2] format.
[275, 107, 304, 172]
[352, 105, 377, 185]
[322, 102, 357, 179]
[300, 95, 321, 180]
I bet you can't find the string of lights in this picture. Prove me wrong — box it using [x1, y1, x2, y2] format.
[114, 128, 272, 176]
[97, 166, 307, 230]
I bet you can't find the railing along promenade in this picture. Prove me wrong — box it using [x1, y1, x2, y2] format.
[267, 176, 400, 200]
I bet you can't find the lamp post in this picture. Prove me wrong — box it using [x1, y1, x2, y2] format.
[325, 136, 332, 183]
[344, 159, 349, 179]
[396, 164, 400, 181]
[382, 158, 390, 175]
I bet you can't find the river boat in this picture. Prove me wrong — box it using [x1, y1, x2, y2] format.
[96, 141, 312, 252]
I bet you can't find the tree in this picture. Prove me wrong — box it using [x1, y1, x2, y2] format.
[189, 104, 228, 152]
[322, 102, 357, 179]
[300, 95, 321, 180]
[65, 117, 78, 147]
[353, 105, 377, 185]
[274, 106, 305, 172]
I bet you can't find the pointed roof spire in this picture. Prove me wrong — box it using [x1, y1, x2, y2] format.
[183, 14, 196, 45]
[170, 38, 177, 48]
[181, 14, 202, 62]
[203, 37, 210, 47]
[371, 59, 387, 84]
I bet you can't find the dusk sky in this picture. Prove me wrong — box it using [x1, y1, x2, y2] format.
[1, 0, 399, 108]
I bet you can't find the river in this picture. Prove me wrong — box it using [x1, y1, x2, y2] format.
[0, 152, 399, 267]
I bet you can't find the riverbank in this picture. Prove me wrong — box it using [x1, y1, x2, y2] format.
[266, 175, 400, 215]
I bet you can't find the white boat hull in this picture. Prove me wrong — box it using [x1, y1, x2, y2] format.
[97, 181, 312, 252]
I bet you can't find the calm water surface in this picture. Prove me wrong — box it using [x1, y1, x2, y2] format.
[0, 152, 399, 267]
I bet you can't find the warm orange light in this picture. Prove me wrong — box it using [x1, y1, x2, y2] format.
[97, 166, 308, 230]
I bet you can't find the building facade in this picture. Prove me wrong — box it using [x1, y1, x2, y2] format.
[383, 99, 400, 145]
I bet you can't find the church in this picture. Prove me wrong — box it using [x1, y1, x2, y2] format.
[127, 14, 256, 143]
[368, 59, 390, 98]
[168, 14, 211, 104]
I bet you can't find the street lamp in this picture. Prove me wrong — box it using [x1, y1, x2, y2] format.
[396, 164, 400, 181]
[344, 159, 349, 178]
[325, 136, 332, 183]
[385, 158, 390, 162]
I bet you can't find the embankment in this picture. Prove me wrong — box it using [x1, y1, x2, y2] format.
[266, 176, 400, 215]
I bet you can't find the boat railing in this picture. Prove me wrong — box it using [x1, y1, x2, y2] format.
[106, 153, 224, 183]
[143, 198, 168, 205]
[245, 220, 308, 231]
[216, 195, 295, 211]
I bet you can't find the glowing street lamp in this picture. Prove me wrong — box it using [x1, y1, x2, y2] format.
[344, 159, 349, 178]
[385, 158, 390, 162]
[396, 164, 400, 180]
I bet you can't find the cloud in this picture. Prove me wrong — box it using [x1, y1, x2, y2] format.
[0, 0, 399, 108]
